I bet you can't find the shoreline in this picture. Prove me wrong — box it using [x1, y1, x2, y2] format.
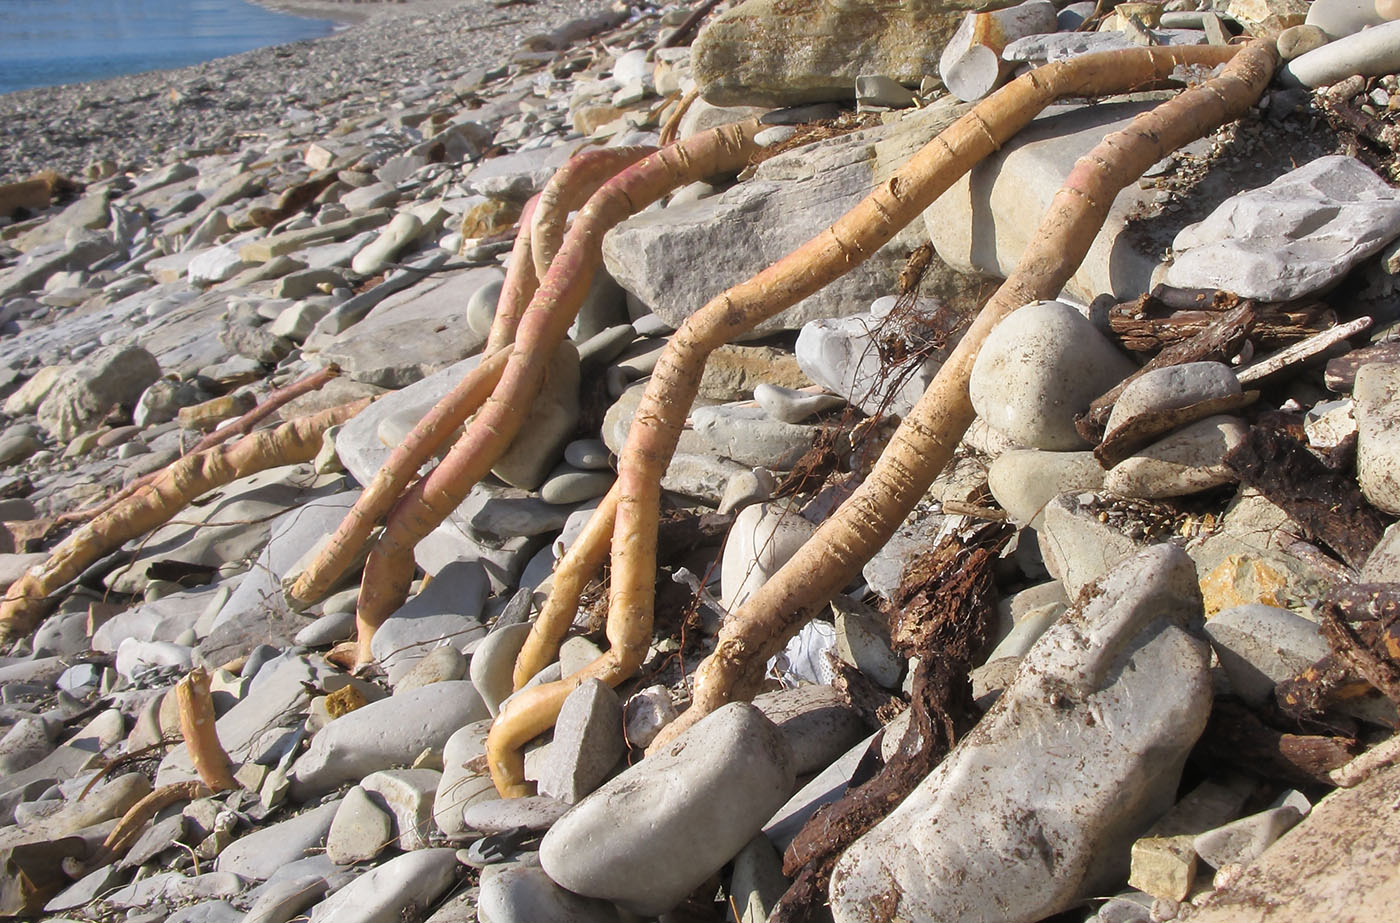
[0, 0, 618, 183]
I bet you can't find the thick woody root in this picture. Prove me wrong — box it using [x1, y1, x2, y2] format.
[176, 667, 238, 792]
[483, 44, 1267, 794]
[287, 147, 654, 608]
[350, 121, 763, 666]
[0, 398, 369, 646]
[56, 363, 343, 529]
[657, 41, 1279, 747]
[93, 780, 210, 866]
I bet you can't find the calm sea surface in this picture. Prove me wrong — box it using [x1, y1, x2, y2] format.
[0, 0, 336, 95]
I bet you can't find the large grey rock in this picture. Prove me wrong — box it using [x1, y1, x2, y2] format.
[216, 800, 341, 880]
[752, 684, 867, 776]
[828, 544, 1212, 922]
[539, 702, 796, 916]
[1104, 415, 1248, 499]
[691, 0, 971, 107]
[36, 344, 161, 440]
[290, 681, 489, 797]
[1163, 155, 1400, 300]
[319, 268, 496, 388]
[969, 301, 1136, 450]
[325, 785, 393, 865]
[603, 99, 976, 333]
[721, 500, 818, 610]
[307, 848, 459, 923]
[923, 98, 1186, 302]
[360, 768, 441, 851]
[1101, 361, 1243, 447]
[1355, 362, 1400, 515]
[1282, 19, 1400, 87]
[987, 449, 1105, 529]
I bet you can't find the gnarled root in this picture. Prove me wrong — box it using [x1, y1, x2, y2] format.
[0, 398, 369, 646]
[488, 43, 1274, 794]
[93, 780, 210, 866]
[176, 667, 238, 792]
[661, 40, 1278, 747]
[349, 122, 762, 665]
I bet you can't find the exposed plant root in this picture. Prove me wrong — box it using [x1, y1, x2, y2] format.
[93, 780, 210, 866]
[484, 194, 540, 356]
[350, 121, 763, 665]
[486, 44, 1267, 796]
[55, 363, 343, 530]
[176, 667, 238, 792]
[530, 146, 658, 280]
[649, 41, 1277, 751]
[0, 398, 369, 646]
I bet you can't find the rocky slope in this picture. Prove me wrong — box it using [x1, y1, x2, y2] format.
[1, 0, 1399, 921]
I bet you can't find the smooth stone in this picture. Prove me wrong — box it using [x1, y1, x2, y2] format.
[0, 716, 58, 774]
[939, 0, 1057, 101]
[242, 875, 329, 923]
[2, 708, 125, 795]
[289, 681, 489, 798]
[1277, 23, 1331, 58]
[369, 560, 489, 683]
[187, 245, 249, 285]
[492, 340, 580, 490]
[563, 438, 611, 470]
[536, 679, 625, 804]
[215, 799, 341, 880]
[691, 402, 819, 469]
[1039, 491, 1150, 598]
[1194, 805, 1303, 869]
[1282, 19, 1400, 87]
[752, 684, 867, 776]
[1203, 604, 1330, 707]
[114, 637, 193, 681]
[0, 432, 40, 464]
[855, 74, 918, 108]
[394, 644, 468, 694]
[325, 785, 393, 865]
[463, 272, 506, 339]
[1361, 521, 1400, 582]
[828, 545, 1211, 921]
[1102, 362, 1243, 445]
[461, 794, 570, 835]
[831, 596, 902, 689]
[462, 482, 572, 538]
[720, 500, 819, 610]
[307, 848, 459, 923]
[730, 833, 790, 923]
[470, 622, 533, 717]
[351, 211, 423, 276]
[166, 900, 244, 923]
[293, 609, 357, 647]
[753, 383, 844, 424]
[540, 702, 796, 915]
[987, 449, 1106, 529]
[1355, 362, 1400, 515]
[539, 466, 614, 505]
[1104, 415, 1249, 498]
[1164, 155, 1400, 300]
[361, 768, 442, 851]
[1003, 28, 1207, 63]
[433, 719, 498, 840]
[1305, 0, 1385, 38]
[478, 864, 619, 923]
[462, 142, 575, 202]
[969, 300, 1136, 450]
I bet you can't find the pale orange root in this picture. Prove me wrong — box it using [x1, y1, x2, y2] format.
[351, 120, 763, 666]
[487, 43, 1266, 795]
[0, 398, 369, 646]
[660, 41, 1279, 747]
[288, 148, 655, 608]
[56, 363, 343, 529]
[93, 780, 210, 866]
[530, 146, 659, 280]
[176, 667, 238, 792]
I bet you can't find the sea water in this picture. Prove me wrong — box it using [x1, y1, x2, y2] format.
[0, 0, 336, 95]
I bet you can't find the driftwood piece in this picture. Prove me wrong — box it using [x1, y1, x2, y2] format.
[1197, 699, 1358, 788]
[1318, 584, 1400, 709]
[1325, 339, 1400, 392]
[1222, 426, 1388, 570]
[1235, 316, 1372, 386]
[770, 522, 1010, 922]
[1079, 302, 1255, 442]
[1107, 291, 1334, 354]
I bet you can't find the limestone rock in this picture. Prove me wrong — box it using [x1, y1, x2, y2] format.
[36, 345, 162, 440]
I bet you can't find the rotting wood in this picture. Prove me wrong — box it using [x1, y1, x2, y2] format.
[93, 780, 211, 867]
[1107, 290, 1334, 354]
[1222, 426, 1388, 570]
[770, 522, 1010, 922]
[1324, 339, 1400, 392]
[1078, 302, 1255, 443]
[1197, 700, 1357, 789]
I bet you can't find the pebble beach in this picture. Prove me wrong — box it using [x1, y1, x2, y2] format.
[1, 1, 1400, 921]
